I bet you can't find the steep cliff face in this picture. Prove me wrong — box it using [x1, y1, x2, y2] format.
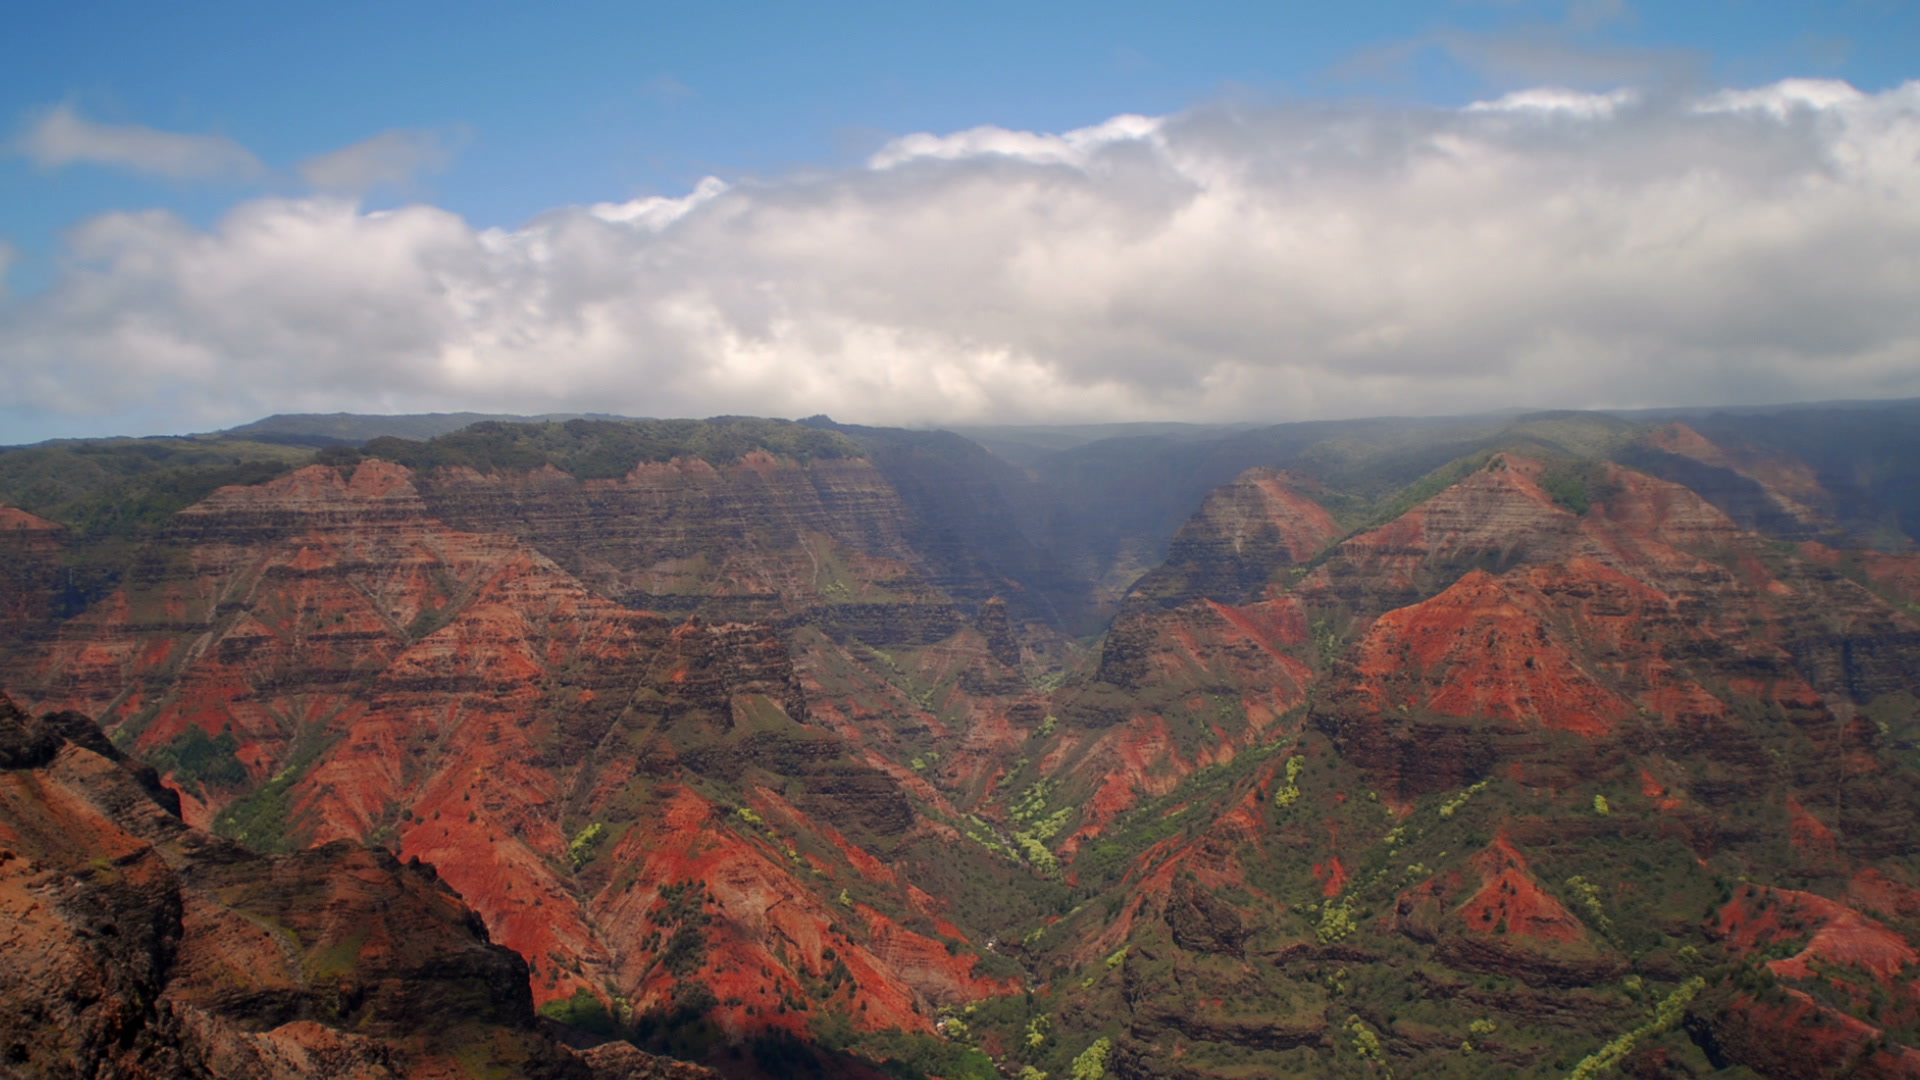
[1033, 470, 1340, 843]
[3, 460, 1021, 1055]
[0, 692, 644, 1080]
[1126, 468, 1342, 610]
[997, 437, 1920, 1080]
[1621, 421, 1843, 542]
[0, 502, 63, 650]
[1311, 456, 1920, 801]
[414, 454, 958, 637]
[401, 448, 1079, 810]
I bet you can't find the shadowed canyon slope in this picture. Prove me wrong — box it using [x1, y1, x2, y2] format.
[0, 691, 716, 1080]
[3, 404, 1920, 1078]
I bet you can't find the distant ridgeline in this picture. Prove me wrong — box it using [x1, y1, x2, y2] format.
[329, 417, 864, 477]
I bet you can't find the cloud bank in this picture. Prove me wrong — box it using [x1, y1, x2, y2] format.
[5, 79, 1919, 435]
[15, 104, 265, 181]
[299, 128, 458, 194]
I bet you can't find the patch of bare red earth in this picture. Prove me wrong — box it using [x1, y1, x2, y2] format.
[1043, 470, 1342, 847]
[581, 783, 1009, 1039]
[1349, 568, 1632, 739]
[1310, 454, 1886, 798]
[1708, 883, 1920, 1078]
[1392, 832, 1625, 986]
[0, 693, 612, 1078]
[1058, 594, 1320, 852]
[1178, 467, 1342, 567]
[1862, 552, 1920, 609]
[1074, 768, 1296, 967]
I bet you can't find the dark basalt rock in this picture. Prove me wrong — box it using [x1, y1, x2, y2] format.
[1164, 877, 1250, 957]
[789, 764, 917, 839]
[973, 595, 1021, 668]
[0, 698, 606, 1079]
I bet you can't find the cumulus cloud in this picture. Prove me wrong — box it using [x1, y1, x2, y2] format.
[299, 128, 460, 194]
[14, 104, 264, 180]
[4, 79, 1920, 434]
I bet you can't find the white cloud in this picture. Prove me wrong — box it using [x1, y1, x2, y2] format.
[299, 128, 458, 193]
[1695, 78, 1866, 118]
[1465, 87, 1638, 117]
[14, 104, 264, 181]
[868, 114, 1163, 169]
[587, 176, 729, 229]
[4, 79, 1920, 437]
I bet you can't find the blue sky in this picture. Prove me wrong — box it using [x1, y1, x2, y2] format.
[3, 1, 1919, 440]
[8, 1, 1911, 262]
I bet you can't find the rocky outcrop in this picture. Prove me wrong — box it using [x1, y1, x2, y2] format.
[1018, 434, 1920, 1080]
[1307, 455, 1920, 799]
[1164, 876, 1251, 956]
[1396, 835, 1626, 988]
[575, 1042, 720, 1079]
[1128, 468, 1341, 609]
[0, 692, 599, 1079]
[412, 454, 978, 647]
[4, 460, 1019, 1056]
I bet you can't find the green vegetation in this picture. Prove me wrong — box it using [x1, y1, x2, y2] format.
[1437, 779, 1490, 819]
[1563, 876, 1612, 933]
[149, 725, 248, 792]
[1564, 977, 1705, 1080]
[821, 1027, 1000, 1080]
[538, 986, 620, 1035]
[1316, 896, 1359, 944]
[567, 822, 608, 869]
[1539, 460, 1620, 517]
[1025, 1013, 1053, 1048]
[212, 722, 345, 852]
[306, 930, 369, 981]
[0, 436, 309, 537]
[1067, 1037, 1111, 1080]
[1346, 1015, 1390, 1074]
[1272, 755, 1305, 809]
[344, 416, 860, 477]
[1348, 452, 1491, 534]
[1461, 1018, 1497, 1053]
[1005, 778, 1073, 877]
[659, 925, 706, 977]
